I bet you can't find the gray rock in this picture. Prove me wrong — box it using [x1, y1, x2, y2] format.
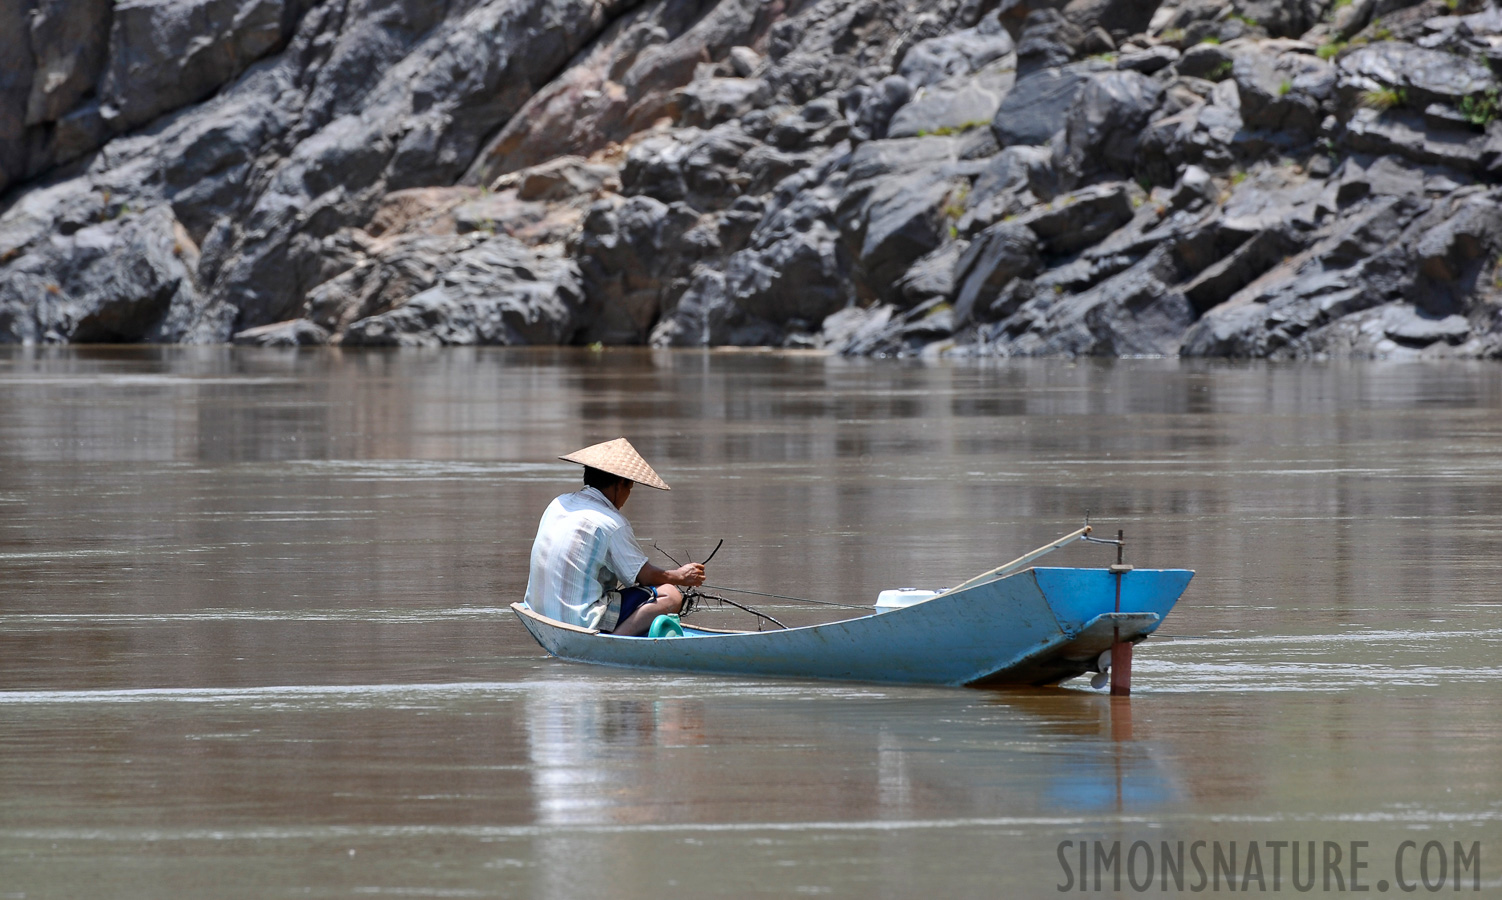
[1338, 41, 1497, 109]
[23, 0, 112, 126]
[1341, 107, 1493, 174]
[759, 98, 851, 151]
[887, 65, 1017, 139]
[729, 46, 763, 78]
[834, 297, 961, 356]
[628, 124, 784, 213]
[999, 246, 1196, 356]
[1231, 0, 1320, 37]
[1175, 43, 1233, 81]
[1233, 46, 1335, 135]
[339, 237, 583, 346]
[1157, 0, 1232, 40]
[1, 2, 39, 194]
[1170, 164, 1217, 208]
[1136, 81, 1242, 184]
[232, 318, 331, 346]
[571, 195, 707, 344]
[819, 303, 893, 351]
[1014, 182, 1136, 255]
[991, 61, 1101, 147]
[0, 204, 223, 344]
[952, 222, 1042, 323]
[1062, 0, 1163, 35]
[1333, 155, 1425, 204]
[836, 136, 974, 304]
[462, 0, 772, 182]
[1053, 70, 1164, 185]
[498, 156, 618, 201]
[1117, 45, 1180, 74]
[1382, 306, 1471, 345]
[844, 75, 914, 141]
[1182, 196, 1428, 357]
[896, 240, 970, 305]
[22, 0, 645, 336]
[1016, 10, 1084, 75]
[720, 153, 852, 331]
[762, 0, 946, 107]
[897, 11, 1016, 90]
[680, 77, 773, 128]
[101, 0, 288, 133]
[956, 145, 1051, 233]
[1216, 163, 1327, 236]
[1182, 225, 1302, 313]
[1408, 193, 1502, 316]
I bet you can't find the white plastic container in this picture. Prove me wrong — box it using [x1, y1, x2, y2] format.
[874, 588, 942, 611]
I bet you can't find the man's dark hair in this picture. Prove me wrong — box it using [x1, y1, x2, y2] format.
[583, 466, 629, 491]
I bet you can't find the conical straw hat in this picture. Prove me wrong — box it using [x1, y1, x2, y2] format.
[560, 437, 671, 491]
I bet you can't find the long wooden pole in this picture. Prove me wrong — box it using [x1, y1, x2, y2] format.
[946, 526, 1092, 594]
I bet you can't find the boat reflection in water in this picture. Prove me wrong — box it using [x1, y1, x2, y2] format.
[520, 677, 1180, 894]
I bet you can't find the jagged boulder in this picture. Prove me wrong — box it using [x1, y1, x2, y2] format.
[0, 0, 305, 195]
[339, 237, 583, 346]
[844, 75, 914, 141]
[888, 13, 1017, 140]
[896, 240, 970, 305]
[1233, 45, 1335, 136]
[462, 0, 776, 181]
[1, 0, 652, 341]
[1341, 107, 1496, 174]
[997, 246, 1197, 356]
[232, 318, 331, 346]
[992, 60, 1110, 148]
[1062, 0, 1164, 36]
[22, 0, 112, 127]
[680, 77, 773, 128]
[0, 204, 229, 344]
[1408, 190, 1502, 315]
[1016, 9, 1085, 75]
[102, 0, 289, 132]
[653, 149, 853, 344]
[1137, 78, 1242, 183]
[570, 195, 706, 343]
[1015, 182, 1137, 255]
[1182, 195, 1428, 356]
[898, 11, 1017, 89]
[952, 222, 1043, 323]
[1175, 43, 1234, 80]
[956, 145, 1053, 233]
[1054, 70, 1165, 185]
[1337, 41, 1497, 109]
[835, 136, 980, 304]
[1229, 0, 1325, 37]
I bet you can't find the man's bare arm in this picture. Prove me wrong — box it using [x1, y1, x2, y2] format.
[636, 561, 705, 588]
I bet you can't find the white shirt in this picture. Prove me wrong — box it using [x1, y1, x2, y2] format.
[523, 486, 649, 631]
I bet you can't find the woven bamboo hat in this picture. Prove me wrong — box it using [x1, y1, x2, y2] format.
[560, 437, 671, 491]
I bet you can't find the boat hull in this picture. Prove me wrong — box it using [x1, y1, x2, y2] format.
[511, 566, 1193, 687]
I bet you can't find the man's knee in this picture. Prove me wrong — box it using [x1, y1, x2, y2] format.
[657, 584, 684, 613]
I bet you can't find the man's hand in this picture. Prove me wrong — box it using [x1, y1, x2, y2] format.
[670, 563, 706, 587]
[636, 561, 707, 589]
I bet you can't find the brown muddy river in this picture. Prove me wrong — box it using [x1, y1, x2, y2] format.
[1, 347, 1500, 898]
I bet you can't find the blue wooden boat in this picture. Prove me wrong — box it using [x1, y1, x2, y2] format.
[512, 528, 1193, 688]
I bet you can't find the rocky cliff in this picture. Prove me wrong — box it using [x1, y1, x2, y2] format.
[3, 0, 1502, 357]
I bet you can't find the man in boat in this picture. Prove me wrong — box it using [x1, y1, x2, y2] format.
[524, 437, 706, 636]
